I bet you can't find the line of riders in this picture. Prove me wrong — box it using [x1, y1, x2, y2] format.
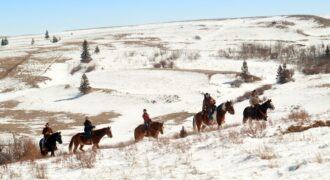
[40, 89, 271, 155]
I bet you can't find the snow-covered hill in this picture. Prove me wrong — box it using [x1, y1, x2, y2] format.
[0, 15, 330, 179]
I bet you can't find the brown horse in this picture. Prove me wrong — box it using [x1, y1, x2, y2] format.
[243, 99, 274, 124]
[134, 121, 164, 141]
[193, 101, 235, 132]
[69, 127, 112, 153]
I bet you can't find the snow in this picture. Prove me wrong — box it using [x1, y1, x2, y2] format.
[0, 15, 330, 179]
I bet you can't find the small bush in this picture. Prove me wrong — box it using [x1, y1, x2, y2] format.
[194, 35, 201, 40]
[75, 151, 97, 168]
[153, 63, 162, 68]
[287, 108, 310, 122]
[186, 51, 200, 61]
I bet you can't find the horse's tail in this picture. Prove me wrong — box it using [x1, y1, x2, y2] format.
[69, 135, 75, 152]
[193, 115, 197, 132]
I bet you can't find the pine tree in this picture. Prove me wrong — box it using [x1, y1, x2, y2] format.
[52, 36, 58, 43]
[81, 40, 92, 63]
[79, 73, 92, 94]
[1, 39, 4, 46]
[326, 45, 330, 56]
[241, 60, 249, 75]
[94, 46, 100, 54]
[31, 38, 35, 45]
[45, 30, 49, 39]
[276, 65, 283, 83]
[4, 37, 8, 45]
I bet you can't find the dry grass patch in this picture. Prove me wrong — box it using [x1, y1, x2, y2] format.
[152, 111, 194, 124]
[0, 100, 20, 109]
[246, 145, 277, 160]
[0, 109, 120, 134]
[287, 108, 310, 122]
[315, 83, 330, 88]
[285, 120, 330, 134]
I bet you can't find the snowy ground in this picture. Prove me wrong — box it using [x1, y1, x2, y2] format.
[0, 15, 330, 179]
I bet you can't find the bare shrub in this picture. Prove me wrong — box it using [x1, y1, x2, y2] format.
[168, 50, 182, 61]
[194, 35, 201, 40]
[70, 65, 82, 75]
[168, 61, 175, 69]
[252, 145, 277, 160]
[226, 130, 243, 144]
[31, 162, 47, 179]
[287, 108, 310, 122]
[75, 151, 97, 168]
[285, 120, 330, 134]
[1, 135, 41, 163]
[64, 84, 71, 89]
[160, 60, 167, 68]
[315, 153, 323, 163]
[153, 63, 162, 68]
[241, 121, 267, 138]
[186, 51, 200, 61]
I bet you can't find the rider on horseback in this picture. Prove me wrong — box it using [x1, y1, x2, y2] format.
[202, 93, 216, 121]
[142, 109, 152, 131]
[41, 122, 53, 150]
[84, 116, 95, 139]
[249, 90, 267, 120]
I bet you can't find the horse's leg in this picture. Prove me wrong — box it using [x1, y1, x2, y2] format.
[79, 145, 85, 152]
[73, 141, 79, 153]
[51, 150, 55, 156]
[243, 117, 248, 124]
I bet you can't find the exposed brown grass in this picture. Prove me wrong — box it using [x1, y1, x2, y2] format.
[241, 121, 267, 138]
[285, 120, 330, 134]
[152, 112, 194, 124]
[75, 151, 97, 168]
[253, 145, 277, 160]
[289, 15, 330, 28]
[315, 83, 330, 88]
[236, 84, 272, 103]
[287, 109, 311, 122]
[0, 108, 120, 134]
[31, 162, 48, 179]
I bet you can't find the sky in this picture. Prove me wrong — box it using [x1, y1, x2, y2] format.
[1, 0, 330, 36]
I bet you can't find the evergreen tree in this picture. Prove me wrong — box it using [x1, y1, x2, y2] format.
[276, 65, 283, 83]
[241, 60, 249, 75]
[94, 46, 100, 54]
[45, 30, 49, 39]
[52, 36, 58, 43]
[1, 39, 4, 46]
[4, 37, 8, 45]
[80, 40, 92, 63]
[326, 45, 330, 56]
[31, 38, 35, 45]
[79, 73, 92, 94]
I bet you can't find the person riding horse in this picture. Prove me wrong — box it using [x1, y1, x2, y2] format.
[41, 122, 53, 150]
[202, 93, 216, 121]
[249, 90, 267, 120]
[142, 109, 152, 131]
[84, 117, 95, 139]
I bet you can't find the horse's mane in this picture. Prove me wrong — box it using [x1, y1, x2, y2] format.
[93, 127, 109, 136]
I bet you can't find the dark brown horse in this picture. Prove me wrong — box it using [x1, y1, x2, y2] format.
[243, 99, 275, 124]
[39, 132, 62, 156]
[193, 101, 235, 132]
[69, 127, 112, 153]
[134, 121, 164, 141]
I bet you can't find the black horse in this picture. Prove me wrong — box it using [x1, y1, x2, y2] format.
[243, 99, 275, 124]
[39, 132, 62, 156]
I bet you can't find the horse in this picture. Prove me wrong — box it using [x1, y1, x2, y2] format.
[69, 127, 112, 153]
[39, 132, 62, 156]
[243, 99, 275, 124]
[134, 121, 164, 141]
[193, 101, 235, 132]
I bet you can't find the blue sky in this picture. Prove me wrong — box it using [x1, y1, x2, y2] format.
[1, 0, 330, 36]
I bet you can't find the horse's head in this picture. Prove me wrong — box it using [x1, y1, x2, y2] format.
[225, 101, 235, 115]
[266, 99, 275, 110]
[55, 132, 63, 144]
[105, 126, 113, 138]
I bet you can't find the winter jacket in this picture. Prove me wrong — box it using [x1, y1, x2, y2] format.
[202, 97, 216, 111]
[249, 95, 260, 106]
[143, 112, 152, 123]
[42, 127, 53, 138]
